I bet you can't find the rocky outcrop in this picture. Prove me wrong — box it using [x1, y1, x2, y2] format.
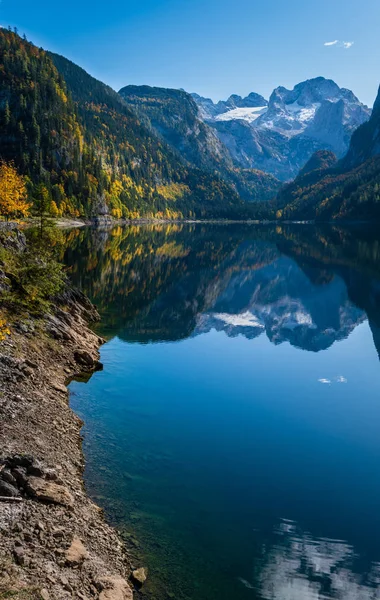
[0, 288, 135, 600]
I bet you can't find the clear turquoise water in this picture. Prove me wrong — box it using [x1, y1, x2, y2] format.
[66, 224, 380, 599]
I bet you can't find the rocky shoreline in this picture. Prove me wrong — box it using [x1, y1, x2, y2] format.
[0, 286, 137, 599]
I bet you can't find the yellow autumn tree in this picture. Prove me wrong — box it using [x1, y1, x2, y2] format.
[0, 314, 10, 341]
[0, 161, 30, 220]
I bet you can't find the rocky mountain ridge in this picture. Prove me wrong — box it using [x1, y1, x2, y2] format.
[192, 77, 371, 180]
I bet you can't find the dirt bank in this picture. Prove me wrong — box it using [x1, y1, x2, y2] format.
[0, 288, 136, 600]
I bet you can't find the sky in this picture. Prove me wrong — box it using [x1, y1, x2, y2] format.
[1, 0, 379, 107]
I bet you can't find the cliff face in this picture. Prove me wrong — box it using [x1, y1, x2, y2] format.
[342, 86, 380, 169]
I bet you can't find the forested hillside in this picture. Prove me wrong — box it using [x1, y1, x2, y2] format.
[0, 29, 247, 219]
[273, 87, 380, 222]
[119, 85, 282, 203]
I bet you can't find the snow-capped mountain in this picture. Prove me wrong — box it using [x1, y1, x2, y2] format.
[191, 91, 268, 120]
[192, 78, 371, 180]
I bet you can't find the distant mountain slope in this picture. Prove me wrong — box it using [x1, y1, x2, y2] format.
[47, 54, 247, 219]
[297, 150, 338, 177]
[274, 87, 380, 221]
[0, 29, 246, 219]
[118, 85, 234, 172]
[192, 78, 371, 180]
[343, 86, 380, 169]
[119, 84, 281, 202]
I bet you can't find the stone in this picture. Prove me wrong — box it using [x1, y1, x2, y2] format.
[99, 576, 133, 600]
[0, 479, 20, 497]
[13, 546, 25, 565]
[26, 477, 74, 507]
[65, 535, 88, 565]
[52, 527, 65, 538]
[45, 468, 59, 481]
[7, 454, 34, 469]
[28, 459, 45, 477]
[25, 359, 38, 369]
[1, 469, 18, 487]
[131, 567, 147, 586]
[52, 382, 67, 394]
[74, 350, 95, 369]
[21, 366, 34, 377]
[60, 575, 73, 592]
[11, 466, 28, 487]
[40, 589, 50, 600]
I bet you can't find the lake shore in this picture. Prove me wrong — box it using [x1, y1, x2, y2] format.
[0, 284, 136, 599]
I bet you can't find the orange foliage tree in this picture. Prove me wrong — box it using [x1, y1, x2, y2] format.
[0, 161, 30, 220]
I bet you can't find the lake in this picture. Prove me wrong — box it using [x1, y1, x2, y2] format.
[64, 223, 380, 600]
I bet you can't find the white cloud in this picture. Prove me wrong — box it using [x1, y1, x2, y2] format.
[318, 378, 331, 384]
[324, 40, 354, 49]
[336, 375, 347, 383]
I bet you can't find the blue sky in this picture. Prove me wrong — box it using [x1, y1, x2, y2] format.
[1, 0, 379, 106]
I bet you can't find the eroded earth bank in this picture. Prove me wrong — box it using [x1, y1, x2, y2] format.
[0, 235, 138, 600]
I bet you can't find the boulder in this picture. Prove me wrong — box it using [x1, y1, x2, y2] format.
[27, 459, 45, 477]
[26, 477, 74, 507]
[74, 350, 95, 369]
[6, 454, 34, 469]
[99, 576, 133, 600]
[65, 535, 88, 566]
[52, 382, 67, 394]
[12, 467, 28, 487]
[13, 546, 26, 565]
[0, 479, 20, 497]
[1, 469, 18, 487]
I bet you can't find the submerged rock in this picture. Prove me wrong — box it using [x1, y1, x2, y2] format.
[131, 567, 147, 586]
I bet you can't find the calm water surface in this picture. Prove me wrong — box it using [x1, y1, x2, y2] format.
[64, 224, 380, 600]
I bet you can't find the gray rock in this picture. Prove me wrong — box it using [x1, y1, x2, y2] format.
[7, 454, 34, 469]
[74, 350, 95, 369]
[13, 546, 25, 565]
[0, 479, 20, 497]
[1, 469, 18, 487]
[28, 459, 45, 477]
[12, 466, 29, 488]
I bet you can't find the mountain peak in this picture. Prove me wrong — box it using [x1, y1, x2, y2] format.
[190, 91, 267, 120]
[192, 77, 371, 180]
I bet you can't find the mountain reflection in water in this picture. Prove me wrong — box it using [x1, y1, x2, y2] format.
[63, 224, 380, 355]
[64, 224, 380, 600]
[254, 519, 380, 600]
